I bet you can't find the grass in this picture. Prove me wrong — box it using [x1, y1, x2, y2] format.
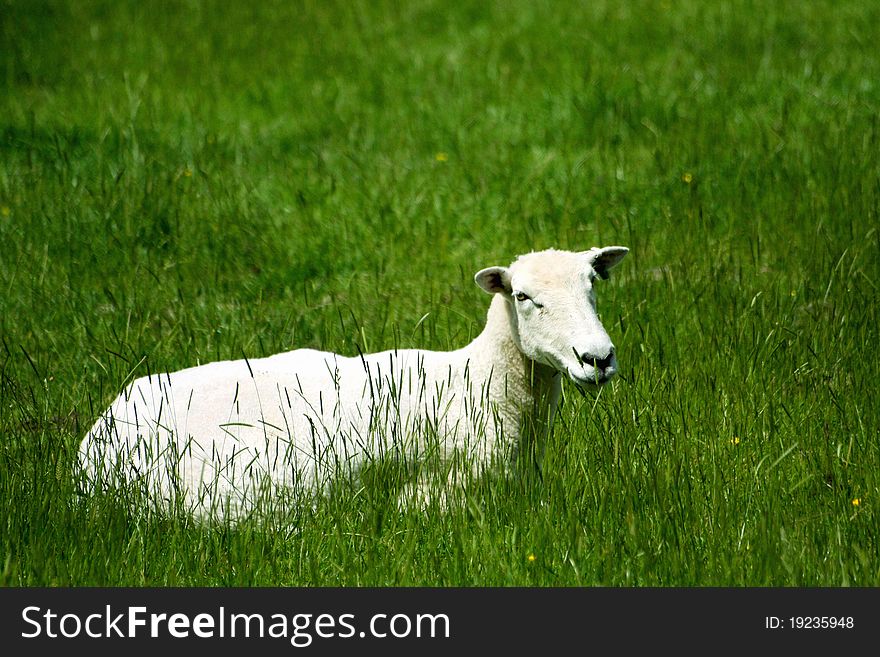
[1, 0, 878, 586]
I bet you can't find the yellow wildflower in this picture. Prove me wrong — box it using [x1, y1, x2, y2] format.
[852, 498, 860, 506]
[435, 152, 448, 162]
[681, 172, 693, 184]
[527, 553, 536, 563]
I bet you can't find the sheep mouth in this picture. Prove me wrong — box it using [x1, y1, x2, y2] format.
[567, 368, 615, 387]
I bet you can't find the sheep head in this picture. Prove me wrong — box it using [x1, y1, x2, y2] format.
[475, 247, 628, 386]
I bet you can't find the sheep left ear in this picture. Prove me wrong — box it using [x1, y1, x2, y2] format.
[474, 266, 512, 295]
[587, 246, 629, 280]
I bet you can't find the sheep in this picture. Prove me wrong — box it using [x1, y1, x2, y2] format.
[78, 246, 629, 520]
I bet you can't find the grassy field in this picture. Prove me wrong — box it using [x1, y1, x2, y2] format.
[1, 0, 878, 586]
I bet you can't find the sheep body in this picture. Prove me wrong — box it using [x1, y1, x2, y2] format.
[78, 247, 627, 519]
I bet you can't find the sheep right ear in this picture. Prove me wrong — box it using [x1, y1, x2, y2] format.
[475, 266, 512, 295]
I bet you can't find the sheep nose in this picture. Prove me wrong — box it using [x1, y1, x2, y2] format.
[575, 347, 615, 371]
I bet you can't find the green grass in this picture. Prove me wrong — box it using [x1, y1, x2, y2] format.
[1, 0, 878, 586]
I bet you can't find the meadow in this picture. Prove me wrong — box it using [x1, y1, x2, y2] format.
[1, 0, 878, 586]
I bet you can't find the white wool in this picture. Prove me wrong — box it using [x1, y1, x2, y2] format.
[78, 247, 628, 520]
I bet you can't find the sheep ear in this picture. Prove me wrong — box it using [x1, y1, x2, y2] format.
[587, 246, 629, 280]
[474, 266, 512, 295]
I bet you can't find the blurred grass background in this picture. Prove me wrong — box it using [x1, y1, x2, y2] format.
[1, 0, 878, 585]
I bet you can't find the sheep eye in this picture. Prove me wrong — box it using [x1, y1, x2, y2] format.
[513, 291, 530, 302]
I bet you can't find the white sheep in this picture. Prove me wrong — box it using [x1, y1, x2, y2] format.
[78, 246, 628, 520]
